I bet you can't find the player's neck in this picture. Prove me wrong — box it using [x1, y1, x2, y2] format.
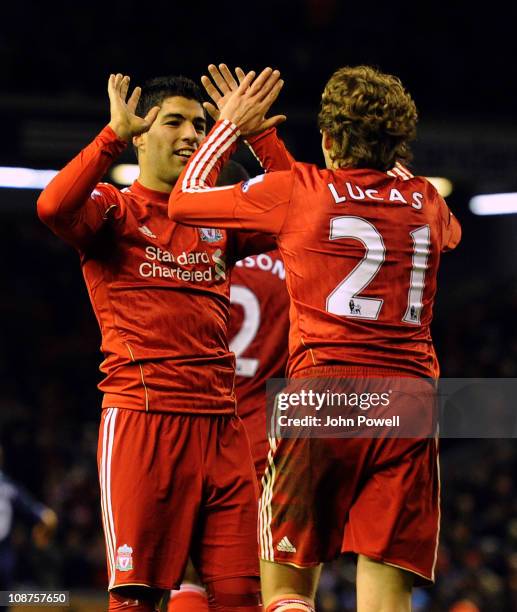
[136, 172, 174, 195]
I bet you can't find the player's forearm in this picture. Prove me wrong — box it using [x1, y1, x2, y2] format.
[245, 128, 296, 172]
[169, 119, 240, 222]
[37, 125, 126, 229]
[171, 191, 244, 229]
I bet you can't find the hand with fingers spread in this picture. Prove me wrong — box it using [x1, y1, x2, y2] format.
[202, 64, 286, 136]
[201, 64, 246, 122]
[108, 73, 160, 142]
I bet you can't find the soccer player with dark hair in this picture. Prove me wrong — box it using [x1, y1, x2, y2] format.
[169, 65, 461, 612]
[37, 69, 286, 612]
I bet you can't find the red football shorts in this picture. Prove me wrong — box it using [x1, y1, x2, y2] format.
[98, 408, 260, 591]
[259, 372, 440, 585]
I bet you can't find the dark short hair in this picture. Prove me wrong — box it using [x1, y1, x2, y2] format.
[136, 75, 205, 118]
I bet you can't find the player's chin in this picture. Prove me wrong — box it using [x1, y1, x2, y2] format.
[173, 154, 191, 166]
[169, 159, 188, 179]
[172, 156, 190, 173]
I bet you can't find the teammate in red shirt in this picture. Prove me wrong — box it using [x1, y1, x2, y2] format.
[169, 66, 461, 612]
[37, 70, 285, 612]
[230, 250, 290, 481]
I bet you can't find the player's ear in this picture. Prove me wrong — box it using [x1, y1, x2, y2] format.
[321, 131, 333, 154]
[321, 131, 335, 169]
[133, 133, 145, 153]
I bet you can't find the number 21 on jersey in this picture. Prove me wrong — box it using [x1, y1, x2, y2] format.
[326, 216, 430, 325]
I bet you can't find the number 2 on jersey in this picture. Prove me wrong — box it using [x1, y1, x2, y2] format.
[326, 216, 430, 325]
[229, 285, 260, 377]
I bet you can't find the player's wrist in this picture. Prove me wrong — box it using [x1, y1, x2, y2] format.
[107, 121, 132, 143]
[215, 118, 241, 138]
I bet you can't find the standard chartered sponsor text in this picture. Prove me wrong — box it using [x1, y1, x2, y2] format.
[139, 246, 217, 281]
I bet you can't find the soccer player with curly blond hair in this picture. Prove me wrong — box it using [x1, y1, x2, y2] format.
[170, 65, 461, 612]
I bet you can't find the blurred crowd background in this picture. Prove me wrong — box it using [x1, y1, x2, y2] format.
[1, 1, 516, 610]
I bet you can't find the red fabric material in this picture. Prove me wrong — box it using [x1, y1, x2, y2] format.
[168, 589, 209, 612]
[230, 250, 289, 480]
[37, 125, 285, 414]
[109, 590, 160, 611]
[98, 409, 259, 590]
[260, 432, 439, 585]
[245, 128, 295, 172]
[171, 119, 462, 380]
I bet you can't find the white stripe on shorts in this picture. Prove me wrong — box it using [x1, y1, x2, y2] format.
[259, 396, 281, 562]
[100, 408, 118, 588]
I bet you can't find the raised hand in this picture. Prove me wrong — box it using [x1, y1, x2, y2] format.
[107, 74, 160, 142]
[201, 64, 286, 136]
[201, 64, 246, 121]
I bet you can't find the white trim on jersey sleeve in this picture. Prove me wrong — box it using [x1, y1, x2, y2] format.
[182, 120, 240, 192]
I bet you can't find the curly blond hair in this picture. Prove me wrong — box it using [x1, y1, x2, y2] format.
[318, 65, 418, 171]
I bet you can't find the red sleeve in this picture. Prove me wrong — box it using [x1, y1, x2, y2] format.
[36, 125, 127, 249]
[170, 120, 294, 235]
[439, 197, 462, 251]
[244, 127, 295, 172]
[232, 127, 296, 257]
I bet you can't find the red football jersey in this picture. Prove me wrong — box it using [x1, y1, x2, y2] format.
[229, 250, 290, 420]
[37, 125, 286, 414]
[170, 120, 462, 379]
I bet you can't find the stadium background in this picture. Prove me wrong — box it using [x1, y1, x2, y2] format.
[1, 1, 517, 609]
